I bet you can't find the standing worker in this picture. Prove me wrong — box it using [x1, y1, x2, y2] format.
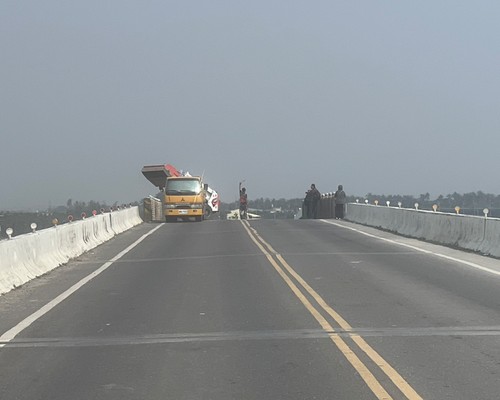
[334, 184, 346, 219]
[239, 181, 248, 219]
[310, 184, 321, 219]
[303, 189, 312, 219]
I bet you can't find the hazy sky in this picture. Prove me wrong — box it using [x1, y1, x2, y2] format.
[2, 1, 499, 210]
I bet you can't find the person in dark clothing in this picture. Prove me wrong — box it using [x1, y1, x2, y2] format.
[239, 182, 248, 219]
[310, 184, 321, 219]
[334, 184, 346, 219]
[303, 190, 312, 219]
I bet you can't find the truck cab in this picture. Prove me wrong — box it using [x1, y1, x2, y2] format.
[141, 164, 218, 222]
[164, 176, 207, 222]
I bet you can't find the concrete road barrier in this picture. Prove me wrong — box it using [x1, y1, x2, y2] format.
[346, 203, 500, 258]
[0, 207, 143, 296]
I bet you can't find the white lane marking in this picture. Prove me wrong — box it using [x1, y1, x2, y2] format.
[321, 219, 500, 277]
[0, 224, 164, 348]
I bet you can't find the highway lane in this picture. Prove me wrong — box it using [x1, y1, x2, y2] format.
[247, 219, 500, 400]
[1, 219, 500, 399]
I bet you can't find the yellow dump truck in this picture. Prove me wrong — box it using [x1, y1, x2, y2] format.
[164, 175, 207, 222]
[141, 164, 216, 222]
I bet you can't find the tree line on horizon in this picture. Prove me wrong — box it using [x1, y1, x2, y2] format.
[360, 191, 500, 215]
[0, 199, 140, 238]
[3, 191, 500, 237]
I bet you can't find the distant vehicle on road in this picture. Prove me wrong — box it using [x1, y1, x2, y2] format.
[142, 164, 219, 222]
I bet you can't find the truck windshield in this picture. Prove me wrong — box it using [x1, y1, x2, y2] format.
[165, 179, 201, 195]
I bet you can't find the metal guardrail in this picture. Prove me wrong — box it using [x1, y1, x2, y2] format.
[301, 193, 340, 219]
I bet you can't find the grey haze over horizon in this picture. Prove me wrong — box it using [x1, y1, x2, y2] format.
[2, 1, 499, 211]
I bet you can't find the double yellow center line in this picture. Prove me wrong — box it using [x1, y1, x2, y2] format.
[241, 220, 423, 400]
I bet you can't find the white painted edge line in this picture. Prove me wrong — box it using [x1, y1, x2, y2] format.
[320, 219, 500, 278]
[0, 224, 164, 348]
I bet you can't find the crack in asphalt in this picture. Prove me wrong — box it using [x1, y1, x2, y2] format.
[3, 326, 500, 348]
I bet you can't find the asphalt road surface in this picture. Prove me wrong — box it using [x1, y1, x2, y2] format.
[2, 219, 500, 399]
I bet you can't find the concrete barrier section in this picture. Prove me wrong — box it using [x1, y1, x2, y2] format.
[346, 203, 500, 258]
[0, 207, 143, 295]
